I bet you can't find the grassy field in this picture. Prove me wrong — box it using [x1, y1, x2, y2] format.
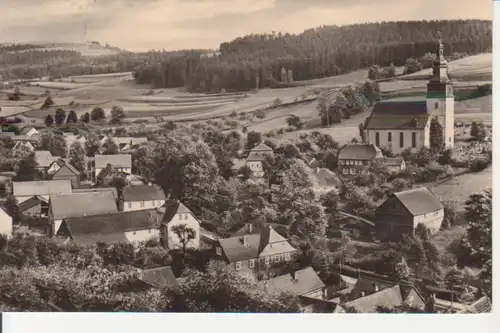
[400, 53, 492, 81]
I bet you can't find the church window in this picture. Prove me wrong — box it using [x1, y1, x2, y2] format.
[435, 102, 438, 109]
[412, 133, 417, 148]
[375, 132, 380, 146]
[388, 132, 392, 142]
[399, 132, 404, 148]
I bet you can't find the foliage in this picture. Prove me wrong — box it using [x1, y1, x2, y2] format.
[110, 106, 126, 124]
[101, 136, 119, 155]
[429, 117, 444, 152]
[245, 131, 262, 150]
[90, 107, 106, 121]
[68, 141, 86, 175]
[470, 122, 486, 141]
[3, 195, 22, 225]
[44, 114, 54, 126]
[54, 108, 66, 125]
[39, 132, 68, 157]
[469, 157, 490, 172]
[463, 189, 492, 267]
[66, 110, 78, 124]
[171, 224, 197, 253]
[41, 96, 54, 109]
[286, 115, 304, 129]
[13, 152, 41, 181]
[84, 132, 101, 157]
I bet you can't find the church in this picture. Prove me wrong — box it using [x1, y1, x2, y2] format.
[364, 33, 455, 155]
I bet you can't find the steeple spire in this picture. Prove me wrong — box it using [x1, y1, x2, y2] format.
[437, 31, 445, 62]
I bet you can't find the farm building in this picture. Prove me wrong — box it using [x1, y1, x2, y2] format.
[337, 144, 383, 176]
[246, 143, 274, 178]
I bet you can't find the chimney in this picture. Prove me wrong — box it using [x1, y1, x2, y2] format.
[247, 223, 253, 234]
[373, 282, 379, 292]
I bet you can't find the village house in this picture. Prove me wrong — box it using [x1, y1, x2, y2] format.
[19, 127, 40, 140]
[337, 144, 383, 176]
[63, 133, 86, 148]
[375, 157, 406, 174]
[34, 150, 57, 174]
[160, 201, 201, 250]
[48, 191, 119, 236]
[135, 266, 179, 290]
[0, 206, 13, 238]
[262, 267, 327, 299]
[88, 154, 132, 183]
[12, 136, 36, 152]
[246, 143, 273, 178]
[214, 225, 297, 281]
[57, 209, 160, 246]
[100, 136, 148, 153]
[47, 159, 81, 188]
[18, 195, 50, 218]
[72, 187, 119, 200]
[374, 187, 444, 242]
[12, 179, 72, 204]
[364, 34, 454, 154]
[120, 184, 165, 212]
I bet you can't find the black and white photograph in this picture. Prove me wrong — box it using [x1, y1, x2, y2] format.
[0, 0, 493, 315]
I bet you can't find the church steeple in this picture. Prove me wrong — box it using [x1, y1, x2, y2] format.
[430, 31, 450, 83]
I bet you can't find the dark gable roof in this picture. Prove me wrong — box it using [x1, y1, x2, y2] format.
[246, 151, 270, 162]
[161, 200, 194, 224]
[62, 209, 158, 238]
[219, 234, 261, 262]
[50, 191, 118, 220]
[138, 266, 178, 290]
[365, 99, 429, 130]
[338, 144, 381, 161]
[468, 296, 492, 313]
[122, 185, 165, 202]
[393, 187, 444, 216]
[264, 267, 325, 297]
[18, 195, 46, 212]
[344, 285, 404, 313]
[251, 143, 273, 152]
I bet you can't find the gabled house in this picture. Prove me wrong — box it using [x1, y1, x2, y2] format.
[342, 277, 426, 313]
[246, 143, 273, 178]
[49, 191, 119, 236]
[12, 136, 35, 152]
[136, 266, 179, 290]
[91, 154, 132, 183]
[160, 201, 200, 250]
[47, 159, 81, 188]
[375, 157, 406, 174]
[374, 187, 444, 241]
[12, 180, 72, 204]
[100, 137, 148, 153]
[262, 267, 326, 299]
[34, 150, 55, 172]
[0, 206, 13, 238]
[72, 187, 118, 201]
[57, 209, 160, 246]
[18, 195, 49, 217]
[337, 144, 383, 176]
[120, 184, 165, 212]
[19, 127, 40, 140]
[214, 225, 297, 281]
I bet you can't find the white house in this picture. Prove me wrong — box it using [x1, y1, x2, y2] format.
[12, 180, 72, 204]
[0, 207, 13, 238]
[364, 33, 454, 154]
[19, 127, 40, 140]
[246, 143, 273, 178]
[160, 201, 200, 250]
[12, 136, 36, 152]
[120, 184, 166, 212]
[48, 191, 118, 236]
[100, 136, 148, 152]
[90, 154, 132, 183]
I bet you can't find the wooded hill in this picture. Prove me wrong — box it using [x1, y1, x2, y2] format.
[133, 20, 492, 92]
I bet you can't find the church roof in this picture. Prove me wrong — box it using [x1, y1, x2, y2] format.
[365, 99, 429, 130]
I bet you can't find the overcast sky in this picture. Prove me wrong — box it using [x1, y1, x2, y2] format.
[0, 0, 492, 51]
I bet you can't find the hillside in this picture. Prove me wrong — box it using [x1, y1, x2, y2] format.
[133, 20, 492, 92]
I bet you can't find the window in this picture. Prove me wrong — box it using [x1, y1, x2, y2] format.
[127, 202, 132, 209]
[235, 261, 241, 271]
[388, 132, 392, 142]
[285, 253, 291, 261]
[179, 214, 183, 220]
[151, 201, 155, 206]
[274, 255, 280, 263]
[264, 257, 270, 265]
[184, 214, 189, 220]
[399, 132, 404, 148]
[350, 168, 356, 175]
[412, 132, 417, 148]
[140, 201, 145, 208]
[449, 137, 452, 142]
[342, 169, 348, 175]
[435, 102, 438, 109]
[216, 247, 222, 255]
[375, 132, 380, 146]
[249, 259, 255, 268]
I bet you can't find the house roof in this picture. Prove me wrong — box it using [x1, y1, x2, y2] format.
[72, 187, 118, 200]
[393, 187, 444, 216]
[50, 191, 118, 220]
[315, 168, 342, 188]
[62, 209, 158, 237]
[365, 100, 430, 130]
[161, 200, 195, 224]
[19, 127, 37, 135]
[50, 159, 80, 176]
[259, 225, 289, 253]
[467, 296, 492, 313]
[34, 151, 53, 167]
[376, 157, 405, 166]
[344, 285, 404, 313]
[122, 185, 165, 202]
[13, 180, 72, 197]
[138, 266, 178, 290]
[0, 132, 15, 137]
[263, 267, 325, 297]
[94, 154, 132, 169]
[18, 195, 47, 212]
[308, 158, 321, 169]
[218, 234, 261, 262]
[251, 143, 273, 152]
[337, 144, 381, 161]
[246, 151, 269, 162]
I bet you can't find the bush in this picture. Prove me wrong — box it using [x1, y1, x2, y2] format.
[272, 98, 282, 107]
[255, 109, 266, 119]
[469, 157, 490, 172]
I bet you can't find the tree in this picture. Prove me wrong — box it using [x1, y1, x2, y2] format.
[463, 189, 492, 266]
[110, 106, 126, 124]
[40, 132, 67, 157]
[14, 152, 40, 181]
[429, 117, 444, 151]
[286, 115, 304, 129]
[54, 108, 66, 125]
[66, 110, 78, 124]
[85, 132, 101, 157]
[171, 224, 197, 253]
[470, 122, 486, 141]
[245, 131, 262, 150]
[68, 141, 86, 176]
[101, 137, 119, 155]
[41, 95, 54, 108]
[90, 107, 106, 121]
[4, 195, 21, 225]
[80, 112, 90, 123]
[44, 114, 54, 126]
[238, 165, 253, 180]
[445, 267, 467, 296]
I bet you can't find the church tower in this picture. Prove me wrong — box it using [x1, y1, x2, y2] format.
[426, 32, 455, 149]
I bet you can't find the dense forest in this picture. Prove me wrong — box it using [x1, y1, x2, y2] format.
[133, 20, 492, 92]
[0, 20, 492, 92]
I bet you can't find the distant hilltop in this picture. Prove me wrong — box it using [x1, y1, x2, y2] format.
[0, 41, 128, 57]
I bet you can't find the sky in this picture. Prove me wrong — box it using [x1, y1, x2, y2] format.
[0, 0, 493, 52]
